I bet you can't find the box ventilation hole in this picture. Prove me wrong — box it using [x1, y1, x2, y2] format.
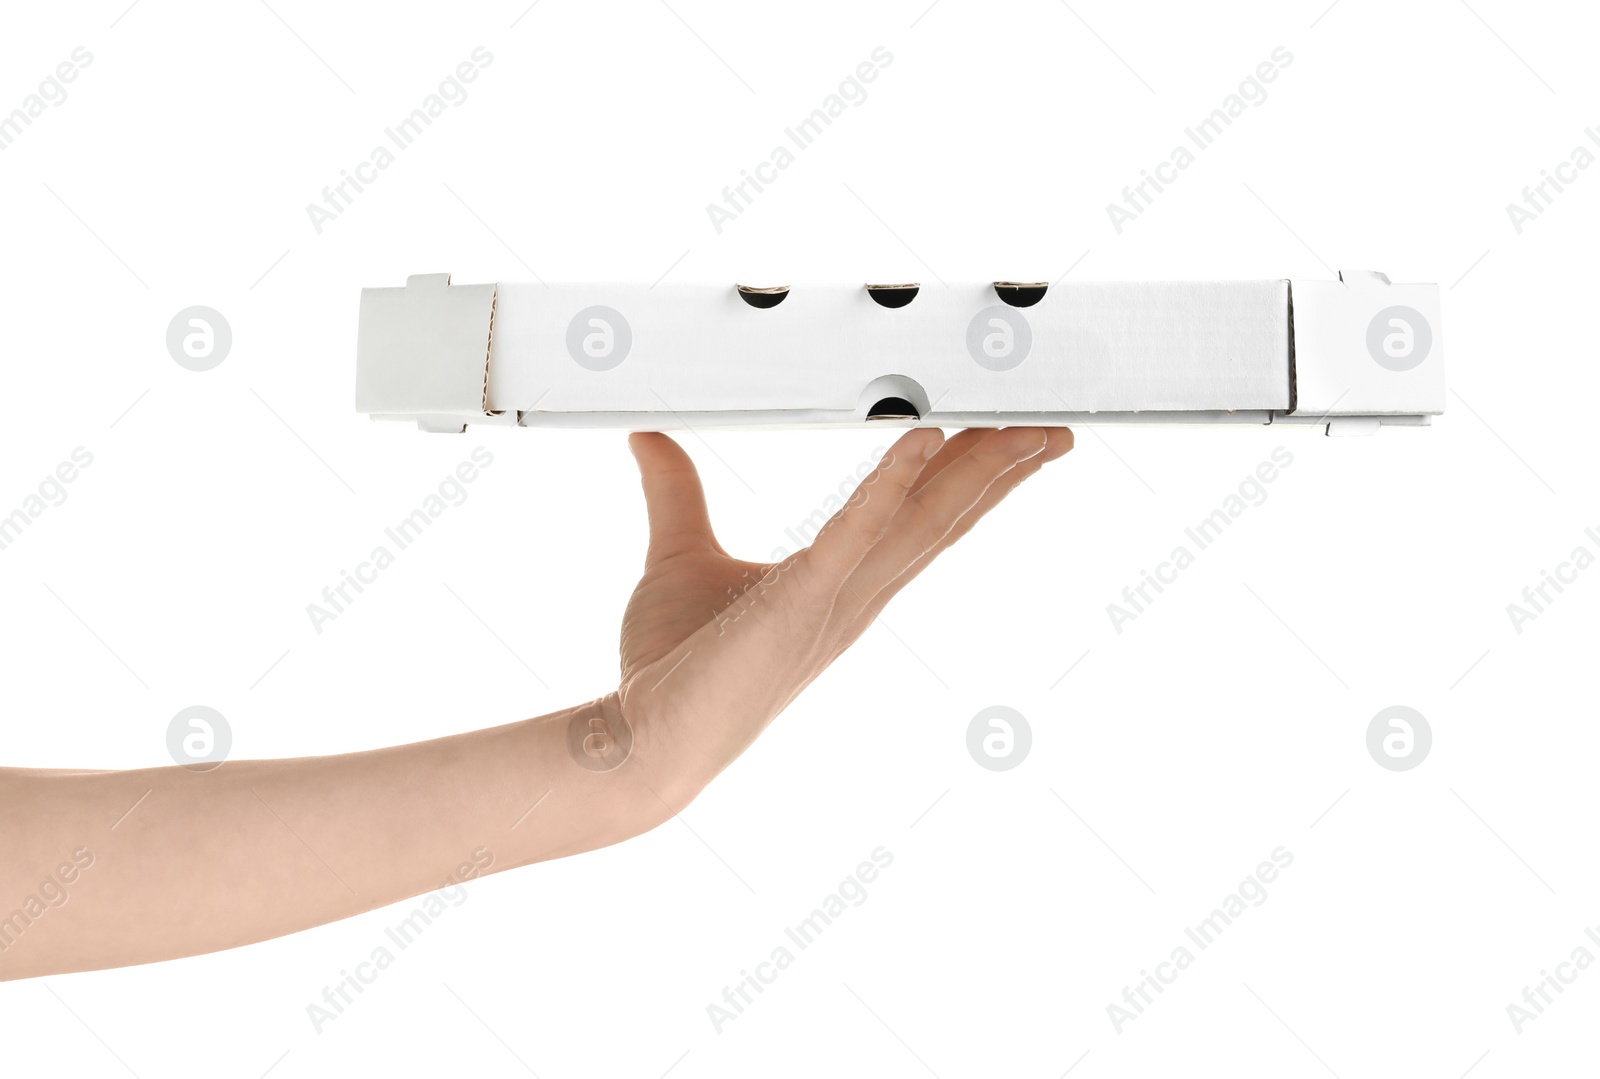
[867, 396, 920, 420]
[737, 284, 789, 309]
[994, 281, 1047, 308]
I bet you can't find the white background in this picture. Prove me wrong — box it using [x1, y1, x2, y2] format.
[2, 0, 1596, 1075]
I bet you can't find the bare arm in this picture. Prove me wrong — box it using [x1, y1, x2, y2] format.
[0, 699, 665, 979]
[0, 426, 1071, 980]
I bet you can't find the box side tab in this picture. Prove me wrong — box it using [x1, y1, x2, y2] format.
[1291, 271, 1443, 417]
[356, 273, 498, 425]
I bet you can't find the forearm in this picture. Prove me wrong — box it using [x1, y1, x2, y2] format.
[0, 693, 672, 980]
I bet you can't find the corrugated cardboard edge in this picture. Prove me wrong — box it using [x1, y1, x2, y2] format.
[482, 287, 498, 416]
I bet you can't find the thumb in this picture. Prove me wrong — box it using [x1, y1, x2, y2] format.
[629, 432, 722, 561]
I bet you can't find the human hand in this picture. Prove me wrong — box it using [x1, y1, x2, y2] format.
[0, 425, 1069, 981]
[616, 426, 1074, 806]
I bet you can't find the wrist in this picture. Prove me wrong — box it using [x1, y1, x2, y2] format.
[611, 683, 719, 822]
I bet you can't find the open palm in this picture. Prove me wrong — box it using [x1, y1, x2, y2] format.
[615, 427, 1073, 800]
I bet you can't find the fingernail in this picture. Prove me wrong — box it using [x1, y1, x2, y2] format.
[922, 436, 943, 460]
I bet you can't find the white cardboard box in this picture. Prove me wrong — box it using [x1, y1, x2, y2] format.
[355, 270, 1442, 436]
